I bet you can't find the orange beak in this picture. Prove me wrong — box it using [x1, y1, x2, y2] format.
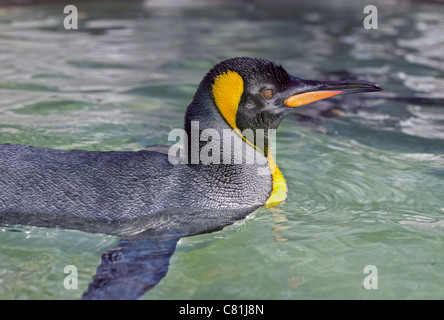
[283, 78, 382, 108]
[285, 90, 344, 107]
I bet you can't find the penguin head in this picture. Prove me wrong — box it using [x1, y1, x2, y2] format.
[186, 57, 382, 149]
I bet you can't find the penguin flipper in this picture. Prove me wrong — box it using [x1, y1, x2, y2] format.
[82, 236, 179, 300]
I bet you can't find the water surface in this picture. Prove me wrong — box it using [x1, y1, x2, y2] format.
[0, 0, 443, 299]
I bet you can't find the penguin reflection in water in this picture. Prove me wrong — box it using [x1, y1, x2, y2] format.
[0, 57, 381, 299]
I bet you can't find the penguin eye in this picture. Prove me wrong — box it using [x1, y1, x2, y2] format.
[261, 89, 274, 100]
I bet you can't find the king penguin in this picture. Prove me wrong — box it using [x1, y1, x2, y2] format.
[0, 57, 381, 299]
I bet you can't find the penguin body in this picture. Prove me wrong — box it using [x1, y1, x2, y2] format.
[0, 143, 269, 237]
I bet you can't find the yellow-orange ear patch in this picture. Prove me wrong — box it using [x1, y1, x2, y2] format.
[212, 70, 244, 130]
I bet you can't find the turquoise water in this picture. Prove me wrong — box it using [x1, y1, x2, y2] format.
[1, 0, 444, 299]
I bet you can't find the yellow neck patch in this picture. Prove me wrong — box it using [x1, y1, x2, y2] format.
[212, 70, 244, 130]
[212, 70, 288, 206]
[265, 151, 288, 207]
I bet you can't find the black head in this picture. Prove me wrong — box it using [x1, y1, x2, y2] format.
[209, 57, 294, 133]
[198, 57, 381, 133]
[185, 57, 382, 153]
